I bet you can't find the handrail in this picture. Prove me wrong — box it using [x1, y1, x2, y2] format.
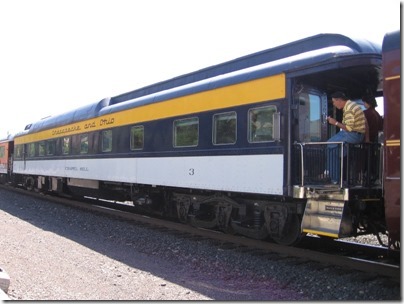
[293, 142, 382, 188]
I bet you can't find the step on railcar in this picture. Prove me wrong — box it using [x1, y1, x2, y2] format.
[6, 32, 398, 246]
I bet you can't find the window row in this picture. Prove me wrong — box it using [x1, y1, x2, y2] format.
[172, 105, 278, 146]
[16, 105, 277, 158]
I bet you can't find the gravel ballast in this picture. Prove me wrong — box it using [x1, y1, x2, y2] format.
[0, 188, 400, 300]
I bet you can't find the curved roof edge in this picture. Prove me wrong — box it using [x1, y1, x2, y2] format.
[382, 30, 400, 52]
[0, 134, 14, 142]
[110, 33, 381, 105]
[101, 45, 367, 116]
[26, 97, 111, 134]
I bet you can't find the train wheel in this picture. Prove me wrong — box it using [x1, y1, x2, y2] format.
[271, 214, 303, 246]
[177, 201, 190, 224]
[25, 176, 35, 191]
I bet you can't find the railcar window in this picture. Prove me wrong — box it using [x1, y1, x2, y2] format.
[102, 130, 112, 152]
[0, 146, 4, 158]
[38, 141, 45, 156]
[28, 143, 35, 157]
[47, 140, 56, 155]
[62, 137, 70, 155]
[298, 93, 322, 142]
[130, 126, 144, 150]
[213, 111, 237, 145]
[174, 117, 199, 147]
[15, 145, 22, 159]
[80, 134, 89, 154]
[248, 106, 277, 142]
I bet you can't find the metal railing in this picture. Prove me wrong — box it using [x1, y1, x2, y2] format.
[293, 142, 382, 188]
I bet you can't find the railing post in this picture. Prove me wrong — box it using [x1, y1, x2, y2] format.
[339, 143, 344, 188]
[297, 143, 304, 186]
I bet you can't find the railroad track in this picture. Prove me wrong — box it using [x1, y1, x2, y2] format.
[0, 185, 400, 282]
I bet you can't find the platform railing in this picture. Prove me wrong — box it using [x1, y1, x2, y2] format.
[293, 142, 382, 188]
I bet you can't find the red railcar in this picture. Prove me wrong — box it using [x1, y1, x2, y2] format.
[0, 136, 14, 183]
[382, 30, 401, 249]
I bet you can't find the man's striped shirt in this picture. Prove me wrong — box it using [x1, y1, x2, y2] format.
[342, 100, 366, 133]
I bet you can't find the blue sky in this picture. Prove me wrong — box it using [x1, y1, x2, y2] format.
[0, 0, 400, 138]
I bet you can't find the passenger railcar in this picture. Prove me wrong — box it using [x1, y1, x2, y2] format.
[5, 32, 398, 246]
[0, 136, 13, 184]
[382, 30, 401, 248]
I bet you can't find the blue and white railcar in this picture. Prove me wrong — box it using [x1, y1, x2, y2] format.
[12, 33, 385, 244]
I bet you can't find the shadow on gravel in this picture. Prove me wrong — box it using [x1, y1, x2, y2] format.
[0, 188, 309, 301]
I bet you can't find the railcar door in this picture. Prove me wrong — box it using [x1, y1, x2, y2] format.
[289, 87, 328, 189]
[293, 87, 328, 143]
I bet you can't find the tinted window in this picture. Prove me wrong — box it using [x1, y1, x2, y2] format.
[80, 134, 88, 154]
[15, 145, 23, 159]
[298, 93, 322, 142]
[248, 106, 277, 142]
[39, 141, 46, 156]
[213, 111, 236, 145]
[28, 143, 35, 157]
[47, 140, 56, 155]
[62, 137, 70, 155]
[130, 126, 144, 150]
[102, 130, 112, 152]
[174, 117, 199, 147]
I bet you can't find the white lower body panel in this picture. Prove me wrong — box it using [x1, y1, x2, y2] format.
[13, 154, 284, 195]
[0, 163, 7, 174]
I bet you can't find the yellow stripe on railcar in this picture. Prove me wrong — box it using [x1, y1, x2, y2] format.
[15, 73, 285, 144]
[386, 139, 400, 147]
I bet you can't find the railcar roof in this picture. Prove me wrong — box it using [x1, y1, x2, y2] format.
[25, 98, 110, 134]
[382, 30, 400, 52]
[20, 33, 381, 135]
[100, 45, 377, 116]
[110, 33, 381, 105]
[0, 134, 14, 142]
